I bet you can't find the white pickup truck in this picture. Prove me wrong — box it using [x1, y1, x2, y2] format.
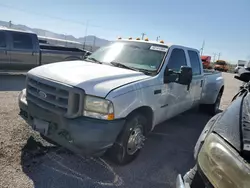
[18, 38, 224, 165]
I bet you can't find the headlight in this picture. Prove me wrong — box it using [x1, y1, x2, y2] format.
[19, 89, 27, 103]
[83, 95, 114, 120]
[198, 133, 250, 188]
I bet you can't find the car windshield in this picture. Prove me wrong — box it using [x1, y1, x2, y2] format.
[85, 41, 167, 72]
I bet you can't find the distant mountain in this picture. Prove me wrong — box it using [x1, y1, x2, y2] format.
[0, 20, 110, 47]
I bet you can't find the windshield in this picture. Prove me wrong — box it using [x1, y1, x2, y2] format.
[86, 41, 167, 71]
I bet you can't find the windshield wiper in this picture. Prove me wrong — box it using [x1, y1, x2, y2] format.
[85, 57, 102, 64]
[110, 62, 156, 75]
[136, 68, 156, 75]
[110, 62, 139, 72]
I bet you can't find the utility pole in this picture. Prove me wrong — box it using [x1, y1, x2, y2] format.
[200, 40, 205, 56]
[156, 36, 160, 41]
[64, 33, 67, 47]
[93, 36, 96, 51]
[83, 20, 89, 50]
[218, 53, 221, 60]
[212, 53, 217, 63]
[141, 33, 146, 40]
[8, 20, 12, 28]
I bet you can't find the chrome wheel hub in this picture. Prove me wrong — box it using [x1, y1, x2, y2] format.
[127, 126, 145, 155]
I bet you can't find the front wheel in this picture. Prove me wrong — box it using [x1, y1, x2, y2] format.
[107, 113, 147, 165]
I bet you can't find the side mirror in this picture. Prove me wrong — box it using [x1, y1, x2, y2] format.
[164, 66, 192, 85]
[178, 66, 192, 85]
[164, 68, 178, 83]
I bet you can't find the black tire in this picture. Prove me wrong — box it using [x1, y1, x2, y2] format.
[199, 91, 223, 115]
[107, 113, 147, 165]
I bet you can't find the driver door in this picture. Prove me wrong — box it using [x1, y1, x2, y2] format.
[161, 48, 192, 121]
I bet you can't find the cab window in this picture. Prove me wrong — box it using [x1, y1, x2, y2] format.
[188, 50, 201, 75]
[167, 48, 187, 71]
[11, 32, 33, 50]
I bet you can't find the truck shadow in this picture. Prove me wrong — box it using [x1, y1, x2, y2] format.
[20, 109, 214, 188]
[0, 75, 26, 91]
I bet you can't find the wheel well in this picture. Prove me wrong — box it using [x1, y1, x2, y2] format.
[127, 106, 153, 134]
[219, 86, 224, 94]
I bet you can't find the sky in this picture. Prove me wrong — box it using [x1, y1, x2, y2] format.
[0, 0, 249, 63]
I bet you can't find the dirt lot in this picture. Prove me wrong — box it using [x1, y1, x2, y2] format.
[0, 73, 242, 188]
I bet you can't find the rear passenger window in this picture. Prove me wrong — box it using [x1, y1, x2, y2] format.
[167, 48, 187, 71]
[188, 50, 201, 75]
[12, 33, 33, 50]
[0, 32, 7, 48]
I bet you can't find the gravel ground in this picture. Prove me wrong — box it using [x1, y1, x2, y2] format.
[0, 73, 242, 188]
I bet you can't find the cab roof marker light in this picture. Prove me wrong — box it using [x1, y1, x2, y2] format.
[144, 38, 149, 41]
[160, 40, 164, 44]
[136, 37, 140, 40]
[117, 37, 122, 39]
[128, 37, 132, 40]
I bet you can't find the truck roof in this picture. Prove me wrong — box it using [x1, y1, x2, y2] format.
[117, 39, 199, 52]
[0, 26, 36, 35]
[38, 36, 83, 45]
[118, 38, 171, 47]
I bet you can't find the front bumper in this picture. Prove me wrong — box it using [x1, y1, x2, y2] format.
[19, 91, 125, 156]
[176, 165, 213, 188]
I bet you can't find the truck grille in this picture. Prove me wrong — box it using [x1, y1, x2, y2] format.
[26, 76, 84, 118]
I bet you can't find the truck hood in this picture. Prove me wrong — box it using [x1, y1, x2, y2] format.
[28, 60, 150, 97]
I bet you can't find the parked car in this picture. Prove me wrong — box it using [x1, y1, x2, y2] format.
[177, 70, 250, 188]
[234, 60, 247, 73]
[214, 60, 229, 72]
[18, 38, 224, 165]
[0, 27, 88, 70]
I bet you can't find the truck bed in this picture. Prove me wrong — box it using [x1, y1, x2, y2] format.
[200, 69, 223, 104]
[40, 45, 86, 65]
[203, 69, 221, 75]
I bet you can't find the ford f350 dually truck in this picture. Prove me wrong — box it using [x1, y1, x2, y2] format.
[0, 27, 88, 70]
[18, 38, 224, 165]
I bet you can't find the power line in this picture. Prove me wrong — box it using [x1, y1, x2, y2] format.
[0, 2, 121, 32]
